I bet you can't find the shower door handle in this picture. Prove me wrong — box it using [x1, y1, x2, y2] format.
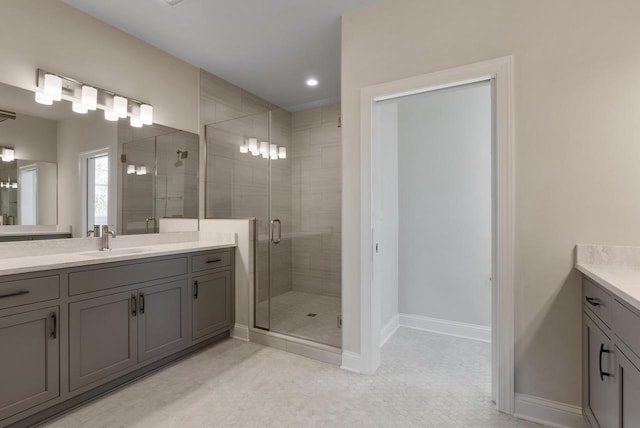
[271, 219, 282, 244]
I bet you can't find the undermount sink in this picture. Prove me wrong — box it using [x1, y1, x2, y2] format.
[79, 248, 150, 257]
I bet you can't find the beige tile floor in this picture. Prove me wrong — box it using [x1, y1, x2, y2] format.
[42, 328, 543, 428]
[257, 290, 342, 348]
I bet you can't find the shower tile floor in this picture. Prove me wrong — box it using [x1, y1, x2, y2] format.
[42, 328, 542, 427]
[258, 290, 342, 348]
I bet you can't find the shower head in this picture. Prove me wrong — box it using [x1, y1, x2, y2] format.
[174, 150, 188, 167]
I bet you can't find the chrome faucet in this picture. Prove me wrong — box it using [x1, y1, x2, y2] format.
[101, 225, 116, 251]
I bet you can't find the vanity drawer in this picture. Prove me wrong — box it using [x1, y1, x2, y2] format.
[69, 257, 188, 296]
[614, 299, 640, 359]
[0, 275, 60, 310]
[192, 250, 231, 273]
[582, 277, 612, 328]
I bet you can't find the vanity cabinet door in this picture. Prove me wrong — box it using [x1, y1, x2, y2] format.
[584, 314, 619, 428]
[138, 279, 188, 362]
[192, 271, 232, 340]
[618, 350, 640, 427]
[69, 291, 138, 391]
[0, 307, 59, 422]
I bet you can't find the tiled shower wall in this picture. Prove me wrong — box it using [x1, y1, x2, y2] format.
[291, 104, 342, 297]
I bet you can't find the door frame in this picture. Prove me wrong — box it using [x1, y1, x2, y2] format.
[358, 56, 515, 413]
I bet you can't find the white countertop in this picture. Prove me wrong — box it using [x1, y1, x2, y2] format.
[576, 263, 640, 312]
[575, 244, 640, 312]
[0, 239, 236, 276]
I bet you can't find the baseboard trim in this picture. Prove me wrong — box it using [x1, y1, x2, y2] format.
[381, 314, 400, 346]
[399, 313, 491, 343]
[231, 323, 249, 341]
[341, 351, 362, 373]
[514, 393, 585, 428]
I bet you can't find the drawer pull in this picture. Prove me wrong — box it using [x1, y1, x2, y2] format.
[206, 259, 222, 264]
[0, 290, 30, 299]
[139, 293, 145, 314]
[50, 312, 57, 339]
[585, 296, 601, 307]
[599, 344, 612, 381]
[193, 280, 199, 299]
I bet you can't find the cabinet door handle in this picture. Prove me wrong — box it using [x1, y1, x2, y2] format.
[585, 296, 601, 307]
[193, 280, 198, 299]
[50, 312, 57, 339]
[599, 343, 612, 381]
[131, 294, 137, 317]
[0, 290, 29, 299]
[206, 259, 222, 264]
[139, 293, 145, 314]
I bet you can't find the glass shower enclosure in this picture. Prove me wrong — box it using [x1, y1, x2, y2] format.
[206, 106, 342, 348]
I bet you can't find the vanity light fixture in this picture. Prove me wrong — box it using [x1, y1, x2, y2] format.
[1, 148, 15, 162]
[247, 138, 258, 152]
[35, 69, 154, 128]
[0, 178, 17, 189]
[306, 78, 319, 87]
[259, 141, 269, 155]
[136, 166, 147, 176]
[278, 147, 287, 159]
[130, 116, 143, 128]
[72, 101, 88, 114]
[127, 165, 136, 175]
[81, 86, 98, 110]
[269, 143, 278, 157]
[239, 144, 249, 154]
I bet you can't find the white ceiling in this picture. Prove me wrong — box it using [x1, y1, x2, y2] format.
[62, 0, 378, 111]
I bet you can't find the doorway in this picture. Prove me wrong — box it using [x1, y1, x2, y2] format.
[358, 57, 515, 413]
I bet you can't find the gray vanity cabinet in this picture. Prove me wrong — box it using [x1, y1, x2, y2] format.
[138, 279, 188, 362]
[0, 306, 59, 421]
[617, 350, 640, 427]
[192, 271, 232, 340]
[69, 291, 138, 391]
[583, 313, 618, 428]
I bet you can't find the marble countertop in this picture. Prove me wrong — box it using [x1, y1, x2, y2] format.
[0, 236, 236, 276]
[0, 231, 72, 236]
[576, 244, 640, 312]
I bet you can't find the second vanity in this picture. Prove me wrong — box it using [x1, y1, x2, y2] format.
[0, 232, 236, 428]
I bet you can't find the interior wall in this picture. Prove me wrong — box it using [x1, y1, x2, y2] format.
[291, 103, 342, 297]
[397, 83, 491, 327]
[0, 113, 57, 163]
[342, 0, 640, 407]
[0, 0, 199, 133]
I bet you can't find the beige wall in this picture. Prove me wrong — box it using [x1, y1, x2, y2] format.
[342, 0, 640, 406]
[0, 0, 199, 133]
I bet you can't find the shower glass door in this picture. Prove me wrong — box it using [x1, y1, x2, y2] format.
[121, 137, 156, 234]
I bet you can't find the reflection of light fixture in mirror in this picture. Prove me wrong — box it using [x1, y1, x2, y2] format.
[251, 149, 260, 156]
[0, 178, 17, 189]
[278, 147, 287, 159]
[136, 166, 147, 175]
[35, 69, 154, 128]
[306, 78, 319, 87]
[44, 73, 62, 101]
[104, 110, 119, 121]
[127, 165, 136, 175]
[81, 86, 98, 110]
[72, 101, 88, 114]
[247, 138, 258, 152]
[269, 143, 277, 157]
[259, 141, 268, 155]
[130, 116, 143, 128]
[261, 152, 269, 159]
[239, 144, 249, 154]
[1, 148, 15, 162]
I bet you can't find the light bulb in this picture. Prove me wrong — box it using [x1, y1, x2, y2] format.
[11, 182, 17, 189]
[43, 73, 62, 101]
[81, 86, 97, 110]
[306, 78, 319, 87]
[240, 145, 249, 154]
[72, 101, 88, 114]
[262, 152, 269, 159]
[104, 110, 119, 121]
[270, 153, 278, 160]
[247, 138, 258, 152]
[136, 166, 147, 175]
[113, 96, 128, 118]
[251, 150, 260, 156]
[259, 141, 269, 155]
[140, 104, 153, 125]
[270, 144, 278, 157]
[130, 116, 143, 128]
[35, 91, 53, 105]
[127, 165, 136, 174]
[278, 147, 287, 159]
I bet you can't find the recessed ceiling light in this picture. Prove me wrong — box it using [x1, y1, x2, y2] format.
[306, 78, 319, 87]
[164, 0, 187, 5]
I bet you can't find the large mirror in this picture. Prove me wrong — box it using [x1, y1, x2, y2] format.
[0, 81, 199, 239]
